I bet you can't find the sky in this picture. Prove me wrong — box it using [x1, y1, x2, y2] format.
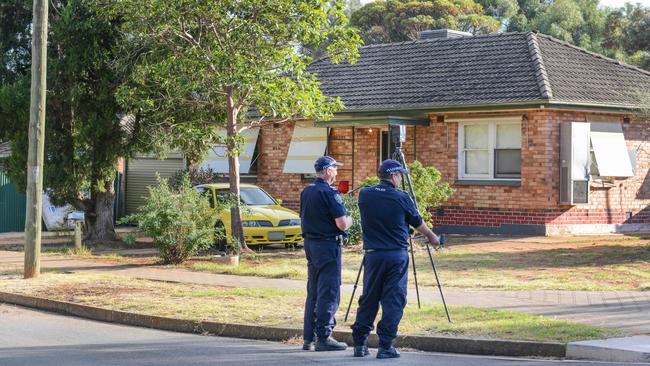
[359, 0, 650, 8]
[599, 0, 650, 7]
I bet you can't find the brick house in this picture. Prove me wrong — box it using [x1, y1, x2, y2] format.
[123, 30, 650, 235]
[250, 30, 650, 235]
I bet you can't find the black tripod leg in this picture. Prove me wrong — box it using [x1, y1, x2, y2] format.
[408, 236, 421, 308]
[424, 241, 452, 323]
[344, 255, 364, 322]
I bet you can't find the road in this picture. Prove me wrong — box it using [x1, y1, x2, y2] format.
[0, 304, 646, 366]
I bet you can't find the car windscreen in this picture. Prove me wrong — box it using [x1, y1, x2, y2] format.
[215, 188, 276, 206]
[240, 188, 275, 205]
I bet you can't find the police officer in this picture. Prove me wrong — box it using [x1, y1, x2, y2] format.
[351, 159, 439, 359]
[300, 156, 352, 351]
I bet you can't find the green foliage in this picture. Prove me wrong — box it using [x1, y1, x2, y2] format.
[110, 0, 362, 158]
[343, 161, 454, 245]
[122, 233, 137, 246]
[407, 160, 454, 226]
[0, 0, 32, 85]
[602, 4, 650, 69]
[342, 194, 362, 246]
[350, 0, 500, 44]
[107, 0, 362, 249]
[360, 176, 380, 187]
[0, 0, 178, 241]
[121, 176, 221, 264]
[502, 0, 650, 70]
[168, 168, 225, 191]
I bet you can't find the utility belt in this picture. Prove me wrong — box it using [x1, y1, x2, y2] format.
[304, 234, 345, 244]
[364, 247, 408, 253]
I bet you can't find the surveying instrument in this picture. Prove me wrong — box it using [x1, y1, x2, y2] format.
[344, 124, 451, 323]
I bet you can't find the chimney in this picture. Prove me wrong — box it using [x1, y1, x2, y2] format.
[419, 29, 473, 40]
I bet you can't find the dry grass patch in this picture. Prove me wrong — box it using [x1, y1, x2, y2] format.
[40, 234, 650, 291]
[0, 272, 620, 343]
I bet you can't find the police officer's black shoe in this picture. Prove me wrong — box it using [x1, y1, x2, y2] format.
[315, 336, 347, 351]
[302, 341, 314, 351]
[376, 346, 400, 359]
[353, 343, 370, 357]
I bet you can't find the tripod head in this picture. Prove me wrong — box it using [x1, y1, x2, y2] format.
[389, 124, 418, 208]
[390, 124, 407, 151]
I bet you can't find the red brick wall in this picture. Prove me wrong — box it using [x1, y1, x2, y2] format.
[425, 110, 650, 229]
[255, 121, 305, 211]
[254, 111, 650, 231]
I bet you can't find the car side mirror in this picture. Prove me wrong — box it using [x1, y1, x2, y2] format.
[275, 198, 283, 206]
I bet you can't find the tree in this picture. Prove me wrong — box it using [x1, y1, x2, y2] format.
[345, 0, 363, 17]
[506, 0, 606, 50]
[0, 0, 32, 85]
[111, 0, 361, 252]
[0, 0, 168, 243]
[603, 3, 650, 70]
[350, 0, 500, 44]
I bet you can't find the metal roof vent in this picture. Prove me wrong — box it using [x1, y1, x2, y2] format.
[419, 29, 473, 40]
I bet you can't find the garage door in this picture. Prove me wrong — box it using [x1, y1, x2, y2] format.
[125, 154, 185, 215]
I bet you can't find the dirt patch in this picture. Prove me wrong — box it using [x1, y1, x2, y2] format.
[42, 283, 150, 302]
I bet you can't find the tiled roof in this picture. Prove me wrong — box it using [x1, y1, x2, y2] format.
[536, 34, 650, 107]
[308, 32, 650, 111]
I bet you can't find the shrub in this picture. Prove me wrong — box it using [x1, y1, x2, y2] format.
[344, 161, 454, 244]
[407, 160, 455, 226]
[342, 194, 362, 246]
[121, 175, 222, 264]
[168, 167, 224, 191]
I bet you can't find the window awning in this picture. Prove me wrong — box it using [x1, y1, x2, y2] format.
[283, 122, 327, 173]
[314, 115, 428, 127]
[590, 122, 633, 177]
[199, 128, 260, 174]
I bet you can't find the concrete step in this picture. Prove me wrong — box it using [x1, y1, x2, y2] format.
[567, 335, 650, 362]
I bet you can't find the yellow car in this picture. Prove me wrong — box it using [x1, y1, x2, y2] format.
[195, 183, 303, 248]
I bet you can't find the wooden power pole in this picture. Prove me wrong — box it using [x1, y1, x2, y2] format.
[24, 0, 49, 279]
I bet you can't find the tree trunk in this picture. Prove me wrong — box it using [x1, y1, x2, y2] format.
[84, 180, 117, 244]
[225, 88, 250, 253]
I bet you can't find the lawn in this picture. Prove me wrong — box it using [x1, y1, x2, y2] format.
[187, 235, 650, 291]
[0, 272, 620, 343]
[36, 234, 650, 291]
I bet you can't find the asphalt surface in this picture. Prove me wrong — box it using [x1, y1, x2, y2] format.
[0, 304, 648, 366]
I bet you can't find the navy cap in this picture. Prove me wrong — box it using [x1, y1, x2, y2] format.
[314, 156, 343, 172]
[379, 159, 407, 175]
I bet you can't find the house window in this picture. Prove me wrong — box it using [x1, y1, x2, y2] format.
[458, 120, 521, 180]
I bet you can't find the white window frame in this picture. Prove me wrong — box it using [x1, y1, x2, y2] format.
[456, 117, 522, 181]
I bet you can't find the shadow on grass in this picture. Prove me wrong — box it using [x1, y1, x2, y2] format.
[428, 244, 650, 271]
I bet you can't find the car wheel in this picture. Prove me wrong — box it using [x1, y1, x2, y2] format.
[214, 221, 227, 253]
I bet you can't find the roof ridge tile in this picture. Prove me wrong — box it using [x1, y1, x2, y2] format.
[526, 32, 553, 100]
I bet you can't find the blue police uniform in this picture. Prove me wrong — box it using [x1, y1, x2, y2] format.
[300, 171, 347, 345]
[351, 175, 423, 351]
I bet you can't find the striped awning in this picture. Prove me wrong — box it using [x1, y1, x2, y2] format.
[283, 122, 328, 173]
[199, 128, 260, 174]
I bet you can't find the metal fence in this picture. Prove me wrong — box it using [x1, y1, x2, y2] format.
[0, 170, 26, 233]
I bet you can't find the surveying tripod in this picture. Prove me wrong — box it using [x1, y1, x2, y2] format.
[344, 125, 451, 323]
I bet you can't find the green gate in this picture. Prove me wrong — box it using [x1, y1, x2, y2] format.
[0, 170, 26, 232]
